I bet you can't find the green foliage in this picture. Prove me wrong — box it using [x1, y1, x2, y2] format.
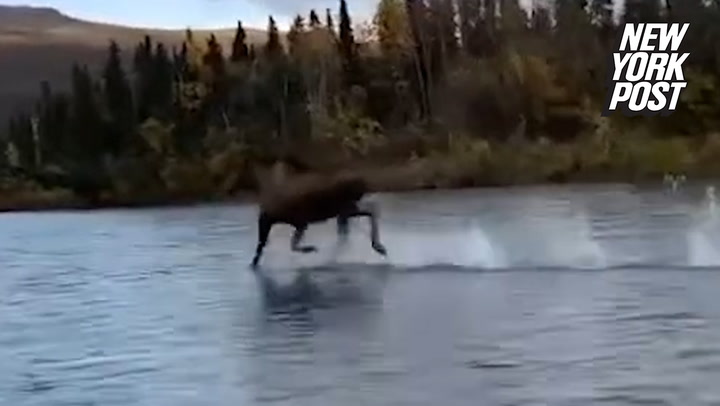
[312, 107, 384, 156]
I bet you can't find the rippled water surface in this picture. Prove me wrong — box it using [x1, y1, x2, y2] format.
[4, 183, 720, 405]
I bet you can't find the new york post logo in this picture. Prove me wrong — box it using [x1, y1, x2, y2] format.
[603, 23, 690, 116]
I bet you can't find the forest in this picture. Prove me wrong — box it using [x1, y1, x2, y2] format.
[2, 0, 720, 210]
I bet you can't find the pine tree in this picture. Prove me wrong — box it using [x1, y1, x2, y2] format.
[249, 44, 257, 61]
[102, 40, 135, 155]
[230, 20, 250, 62]
[35, 80, 52, 165]
[591, 0, 614, 25]
[153, 42, 174, 118]
[202, 34, 230, 128]
[9, 113, 36, 170]
[428, 0, 459, 73]
[485, 0, 497, 39]
[530, 4, 552, 35]
[133, 35, 154, 121]
[203, 34, 226, 80]
[457, 0, 480, 52]
[70, 64, 103, 163]
[288, 15, 306, 57]
[310, 9, 321, 27]
[339, 0, 355, 56]
[339, 0, 360, 86]
[498, 0, 527, 42]
[47, 93, 70, 163]
[326, 8, 336, 36]
[265, 16, 284, 58]
[590, 0, 615, 42]
[623, 0, 661, 23]
[406, 0, 433, 118]
[174, 42, 190, 81]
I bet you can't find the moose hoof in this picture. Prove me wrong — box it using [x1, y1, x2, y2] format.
[297, 246, 317, 254]
[373, 243, 387, 256]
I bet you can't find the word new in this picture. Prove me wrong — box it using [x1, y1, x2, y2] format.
[604, 23, 690, 116]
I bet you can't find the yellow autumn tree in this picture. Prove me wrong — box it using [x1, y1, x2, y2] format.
[374, 0, 413, 60]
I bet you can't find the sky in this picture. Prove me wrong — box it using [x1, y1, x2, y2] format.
[0, 0, 379, 30]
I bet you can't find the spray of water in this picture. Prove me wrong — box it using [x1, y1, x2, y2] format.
[256, 204, 609, 271]
[688, 185, 720, 267]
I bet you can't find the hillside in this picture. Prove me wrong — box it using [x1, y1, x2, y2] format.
[0, 5, 268, 125]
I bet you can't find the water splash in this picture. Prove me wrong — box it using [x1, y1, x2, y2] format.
[257, 209, 609, 271]
[664, 173, 687, 192]
[706, 185, 717, 219]
[256, 220, 507, 270]
[688, 185, 720, 267]
[489, 197, 607, 270]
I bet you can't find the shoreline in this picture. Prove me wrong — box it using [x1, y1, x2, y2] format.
[1, 176, 711, 214]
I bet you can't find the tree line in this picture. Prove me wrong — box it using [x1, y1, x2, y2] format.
[2, 0, 720, 200]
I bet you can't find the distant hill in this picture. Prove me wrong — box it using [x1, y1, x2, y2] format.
[0, 5, 270, 126]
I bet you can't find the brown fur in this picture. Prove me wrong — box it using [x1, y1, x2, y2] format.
[250, 161, 387, 269]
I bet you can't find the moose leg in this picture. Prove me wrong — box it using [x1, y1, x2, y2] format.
[336, 215, 350, 245]
[251, 213, 274, 270]
[348, 201, 387, 256]
[291, 224, 317, 253]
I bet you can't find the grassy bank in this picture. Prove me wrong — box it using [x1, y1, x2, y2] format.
[3, 122, 720, 212]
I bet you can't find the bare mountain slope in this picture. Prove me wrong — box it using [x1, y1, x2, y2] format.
[0, 5, 268, 125]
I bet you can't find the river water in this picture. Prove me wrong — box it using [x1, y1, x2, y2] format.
[3, 183, 720, 405]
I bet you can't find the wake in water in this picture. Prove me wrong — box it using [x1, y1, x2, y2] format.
[255, 212, 608, 271]
[255, 220, 506, 270]
[253, 186, 720, 272]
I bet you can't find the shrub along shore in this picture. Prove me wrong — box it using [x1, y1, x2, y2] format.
[2, 120, 718, 212]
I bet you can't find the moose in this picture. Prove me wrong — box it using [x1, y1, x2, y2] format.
[250, 159, 388, 269]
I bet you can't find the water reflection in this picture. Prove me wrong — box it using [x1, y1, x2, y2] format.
[253, 270, 322, 316]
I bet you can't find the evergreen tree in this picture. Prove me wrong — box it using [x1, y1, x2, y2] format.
[498, 0, 527, 42]
[310, 9, 321, 27]
[230, 20, 250, 62]
[457, 0, 479, 53]
[288, 15, 307, 57]
[174, 42, 190, 81]
[339, 0, 360, 85]
[152, 42, 174, 118]
[406, 0, 433, 118]
[133, 35, 154, 121]
[249, 44, 257, 61]
[265, 16, 284, 58]
[590, 0, 615, 42]
[9, 113, 36, 170]
[485, 0, 497, 40]
[203, 35, 226, 83]
[202, 34, 230, 128]
[623, 0, 661, 23]
[530, 4, 552, 35]
[326, 8, 336, 36]
[47, 93, 70, 163]
[69, 64, 103, 163]
[428, 0, 459, 77]
[35, 80, 52, 165]
[103, 40, 135, 155]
